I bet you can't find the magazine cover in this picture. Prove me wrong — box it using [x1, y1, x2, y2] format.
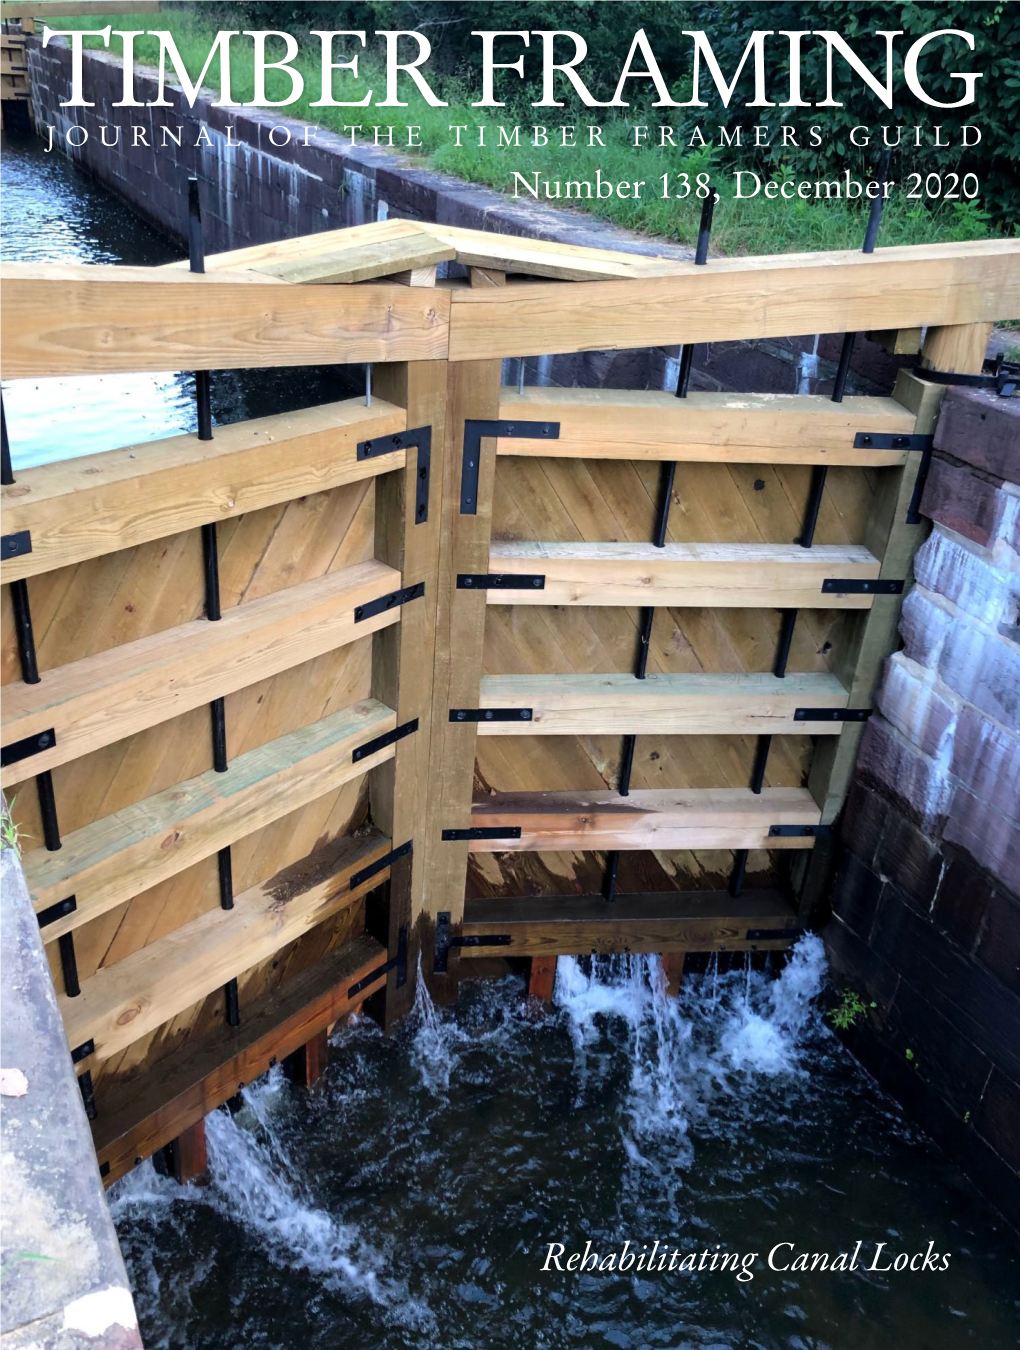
[0, 2, 1018, 1347]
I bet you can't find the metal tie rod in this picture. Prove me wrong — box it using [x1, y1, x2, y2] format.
[728, 150, 892, 900]
[188, 178, 240, 1028]
[603, 190, 715, 903]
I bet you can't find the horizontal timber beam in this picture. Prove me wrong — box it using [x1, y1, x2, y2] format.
[474, 672, 850, 735]
[495, 388, 918, 464]
[163, 217, 431, 276]
[448, 239, 1020, 360]
[60, 832, 392, 1064]
[459, 891, 800, 957]
[1, 561, 401, 786]
[92, 936, 387, 1186]
[487, 542, 883, 608]
[0, 262, 450, 378]
[468, 787, 821, 851]
[23, 700, 398, 940]
[0, 398, 407, 583]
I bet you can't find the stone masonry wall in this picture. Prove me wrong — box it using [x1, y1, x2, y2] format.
[826, 387, 1020, 1225]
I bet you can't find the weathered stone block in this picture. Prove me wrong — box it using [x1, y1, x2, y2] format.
[974, 888, 1020, 991]
[973, 1069, 1020, 1171]
[876, 653, 958, 761]
[914, 528, 1017, 629]
[830, 850, 884, 939]
[951, 705, 1020, 809]
[933, 386, 1020, 485]
[939, 620, 1020, 728]
[943, 789, 1020, 901]
[875, 809, 945, 908]
[898, 585, 955, 667]
[932, 853, 989, 952]
[921, 453, 1009, 550]
[856, 714, 953, 833]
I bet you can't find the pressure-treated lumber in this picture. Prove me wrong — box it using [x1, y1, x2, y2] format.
[459, 890, 799, 957]
[475, 672, 849, 735]
[369, 356, 449, 1021]
[60, 832, 393, 1063]
[0, 398, 407, 583]
[164, 217, 428, 275]
[487, 541, 883, 608]
[495, 388, 918, 464]
[91, 936, 387, 1186]
[0, 262, 450, 377]
[23, 700, 398, 940]
[419, 222, 681, 281]
[250, 235, 456, 285]
[468, 787, 821, 851]
[1, 562, 401, 786]
[448, 239, 1020, 360]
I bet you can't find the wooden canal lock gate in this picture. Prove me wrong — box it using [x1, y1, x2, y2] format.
[1, 200, 1017, 1183]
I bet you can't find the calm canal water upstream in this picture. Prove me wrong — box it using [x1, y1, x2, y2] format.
[2, 128, 1019, 1350]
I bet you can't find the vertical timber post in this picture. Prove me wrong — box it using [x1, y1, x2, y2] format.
[420, 268, 505, 1002]
[795, 320, 992, 921]
[528, 956, 557, 1005]
[371, 352, 448, 1024]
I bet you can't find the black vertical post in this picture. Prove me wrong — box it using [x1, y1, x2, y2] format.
[188, 178, 239, 1027]
[2, 400, 86, 1097]
[603, 192, 715, 902]
[728, 152, 892, 899]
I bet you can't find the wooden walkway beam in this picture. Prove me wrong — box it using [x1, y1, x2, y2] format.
[449, 239, 1020, 360]
[92, 936, 387, 1187]
[1, 562, 401, 785]
[24, 700, 398, 940]
[495, 388, 918, 465]
[468, 787, 822, 851]
[459, 890, 799, 957]
[475, 672, 850, 735]
[0, 397, 407, 583]
[60, 832, 393, 1065]
[487, 541, 883, 608]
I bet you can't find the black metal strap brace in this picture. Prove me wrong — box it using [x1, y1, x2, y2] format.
[37, 895, 76, 928]
[1, 727, 55, 770]
[852, 432, 932, 451]
[449, 707, 532, 723]
[350, 840, 412, 891]
[913, 358, 1018, 398]
[71, 1039, 95, 1065]
[747, 926, 806, 942]
[353, 718, 419, 763]
[460, 420, 560, 514]
[357, 425, 434, 523]
[794, 707, 872, 723]
[821, 578, 904, 595]
[457, 573, 545, 591]
[730, 152, 891, 904]
[442, 826, 522, 842]
[768, 824, 833, 838]
[347, 924, 408, 997]
[1, 529, 31, 560]
[354, 581, 425, 622]
[433, 910, 512, 973]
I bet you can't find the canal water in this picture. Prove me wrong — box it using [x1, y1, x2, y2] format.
[3, 128, 1020, 1350]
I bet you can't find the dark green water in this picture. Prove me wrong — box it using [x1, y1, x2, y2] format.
[107, 949, 1020, 1350]
[3, 128, 1019, 1350]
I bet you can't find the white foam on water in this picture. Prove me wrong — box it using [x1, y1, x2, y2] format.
[110, 1069, 434, 1334]
[554, 936, 828, 1170]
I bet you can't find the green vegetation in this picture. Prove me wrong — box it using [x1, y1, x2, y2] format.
[1, 797, 24, 855]
[827, 988, 876, 1031]
[59, 3, 1017, 255]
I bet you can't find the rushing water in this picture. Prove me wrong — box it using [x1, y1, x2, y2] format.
[5, 126, 1020, 1349]
[107, 943, 1020, 1350]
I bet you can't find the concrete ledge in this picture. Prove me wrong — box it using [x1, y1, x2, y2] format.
[0, 847, 141, 1350]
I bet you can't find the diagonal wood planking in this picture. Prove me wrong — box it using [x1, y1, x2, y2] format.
[475, 413, 875, 898]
